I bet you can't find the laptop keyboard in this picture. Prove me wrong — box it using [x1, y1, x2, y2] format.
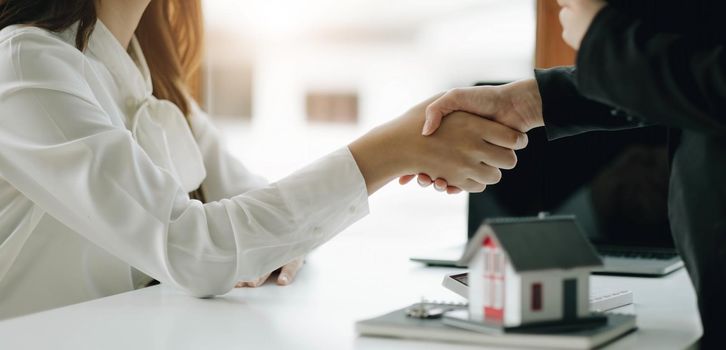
[598, 250, 678, 260]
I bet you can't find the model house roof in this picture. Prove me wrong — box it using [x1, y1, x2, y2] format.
[459, 216, 603, 271]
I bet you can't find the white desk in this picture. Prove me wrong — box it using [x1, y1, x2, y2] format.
[0, 187, 703, 350]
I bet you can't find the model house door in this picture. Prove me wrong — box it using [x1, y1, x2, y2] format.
[563, 278, 577, 320]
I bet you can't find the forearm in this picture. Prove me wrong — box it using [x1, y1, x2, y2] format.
[535, 67, 643, 139]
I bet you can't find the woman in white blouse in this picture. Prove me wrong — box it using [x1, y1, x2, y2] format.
[0, 0, 527, 319]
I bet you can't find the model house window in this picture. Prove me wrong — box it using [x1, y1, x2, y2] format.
[495, 252, 505, 274]
[531, 283, 542, 311]
[493, 252, 500, 273]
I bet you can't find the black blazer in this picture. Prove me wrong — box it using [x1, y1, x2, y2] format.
[534, 1, 726, 345]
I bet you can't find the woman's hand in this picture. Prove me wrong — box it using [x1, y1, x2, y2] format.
[349, 94, 528, 195]
[235, 257, 305, 287]
[558, 0, 607, 50]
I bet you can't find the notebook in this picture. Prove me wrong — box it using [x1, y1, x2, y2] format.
[356, 302, 637, 349]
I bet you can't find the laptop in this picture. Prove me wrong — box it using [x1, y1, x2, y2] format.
[411, 123, 683, 277]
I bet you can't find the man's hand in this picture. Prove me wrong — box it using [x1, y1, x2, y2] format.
[406, 79, 544, 191]
[558, 0, 607, 50]
[235, 257, 305, 287]
[422, 79, 544, 136]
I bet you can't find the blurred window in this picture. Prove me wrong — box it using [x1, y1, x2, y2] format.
[305, 91, 358, 124]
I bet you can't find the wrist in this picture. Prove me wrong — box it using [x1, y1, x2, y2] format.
[348, 125, 405, 195]
[505, 79, 545, 131]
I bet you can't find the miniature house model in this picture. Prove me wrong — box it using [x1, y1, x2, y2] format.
[462, 216, 603, 327]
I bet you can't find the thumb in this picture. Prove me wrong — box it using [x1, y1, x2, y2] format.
[422, 87, 490, 136]
[422, 95, 455, 136]
[277, 257, 304, 286]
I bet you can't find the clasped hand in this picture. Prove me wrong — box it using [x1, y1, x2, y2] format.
[401, 80, 545, 193]
[367, 93, 528, 194]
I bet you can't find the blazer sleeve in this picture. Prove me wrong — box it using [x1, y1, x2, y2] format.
[575, 5, 726, 135]
[534, 66, 645, 140]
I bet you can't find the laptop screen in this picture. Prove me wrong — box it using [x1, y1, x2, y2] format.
[467, 125, 675, 250]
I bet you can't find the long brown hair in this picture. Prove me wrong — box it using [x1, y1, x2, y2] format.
[0, 0, 204, 116]
[0, 0, 207, 201]
[136, 0, 204, 117]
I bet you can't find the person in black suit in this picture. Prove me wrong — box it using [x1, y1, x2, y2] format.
[408, 0, 726, 346]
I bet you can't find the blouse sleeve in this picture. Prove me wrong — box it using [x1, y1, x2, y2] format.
[187, 102, 268, 201]
[0, 31, 370, 297]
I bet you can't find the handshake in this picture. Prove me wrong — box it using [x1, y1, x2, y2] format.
[394, 0, 608, 193]
[350, 79, 546, 196]
[348, 0, 609, 196]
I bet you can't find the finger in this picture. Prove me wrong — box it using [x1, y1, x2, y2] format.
[446, 186, 462, 195]
[241, 272, 271, 288]
[236, 280, 254, 288]
[474, 142, 519, 170]
[423, 88, 483, 136]
[424, 86, 504, 136]
[417, 173, 433, 187]
[253, 273, 272, 287]
[422, 94, 457, 136]
[277, 258, 305, 286]
[399, 174, 416, 185]
[469, 163, 503, 186]
[422, 110, 445, 137]
[457, 179, 487, 193]
[433, 178, 448, 192]
[472, 117, 529, 150]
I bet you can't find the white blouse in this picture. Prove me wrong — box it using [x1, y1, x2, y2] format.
[0, 22, 369, 319]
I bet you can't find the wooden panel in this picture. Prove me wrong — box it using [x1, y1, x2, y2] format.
[535, 0, 576, 68]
